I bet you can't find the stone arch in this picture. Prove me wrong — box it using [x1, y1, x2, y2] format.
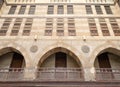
[35, 42, 84, 68]
[0, 47, 26, 68]
[94, 47, 120, 67]
[0, 43, 31, 68]
[89, 42, 119, 67]
[38, 47, 82, 67]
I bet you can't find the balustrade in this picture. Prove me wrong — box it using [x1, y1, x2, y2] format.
[0, 68, 120, 81]
[95, 68, 120, 81]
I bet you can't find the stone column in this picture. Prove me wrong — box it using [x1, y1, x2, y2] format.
[83, 67, 96, 81]
[23, 67, 37, 80]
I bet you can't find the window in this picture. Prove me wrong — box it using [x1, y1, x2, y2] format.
[0, 18, 12, 36]
[68, 30, 76, 36]
[11, 18, 22, 36]
[113, 30, 120, 36]
[45, 30, 52, 36]
[86, 5, 93, 14]
[28, 5, 35, 14]
[0, 0, 4, 9]
[47, 5, 54, 14]
[22, 18, 33, 36]
[95, 5, 103, 14]
[55, 52, 67, 67]
[109, 18, 120, 36]
[104, 6, 112, 14]
[68, 18, 76, 36]
[118, 0, 120, 7]
[11, 30, 19, 36]
[88, 18, 98, 36]
[57, 30, 64, 36]
[58, 5, 64, 14]
[8, 6, 17, 14]
[45, 18, 53, 36]
[111, 23, 119, 29]
[67, 5, 73, 14]
[0, 30, 7, 36]
[18, 6, 26, 14]
[57, 18, 64, 36]
[99, 18, 110, 36]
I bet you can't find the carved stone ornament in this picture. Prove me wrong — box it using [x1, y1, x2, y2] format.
[81, 45, 90, 53]
[30, 45, 38, 53]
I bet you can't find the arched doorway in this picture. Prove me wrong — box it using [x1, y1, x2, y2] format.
[94, 48, 120, 81]
[37, 47, 84, 81]
[0, 47, 25, 81]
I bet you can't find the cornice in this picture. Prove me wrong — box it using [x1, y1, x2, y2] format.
[1, 15, 120, 19]
[4, 0, 114, 5]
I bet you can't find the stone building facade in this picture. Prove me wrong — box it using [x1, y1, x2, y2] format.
[0, 0, 120, 86]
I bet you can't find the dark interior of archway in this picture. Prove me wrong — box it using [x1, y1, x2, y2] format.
[10, 52, 24, 68]
[97, 52, 111, 68]
[0, 52, 24, 69]
[55, 52, 67, 67]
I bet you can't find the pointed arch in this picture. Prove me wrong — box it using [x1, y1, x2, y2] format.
[89, 42, 120, 67]
[35, 42, 84, 68]
[38, 47, 82, 67]
[94, 47, 120, 67]
[0, 42, 31, 68]
[0, 47, 25, 68]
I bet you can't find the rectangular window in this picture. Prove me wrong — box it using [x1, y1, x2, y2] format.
[104, 6, 112, 14]
[88, 18, 98, 36]
[11, 30, 19, 36]
[45, 30, 52, 36]
[111, 23, 119, 30]
[118, 0, 120, 7]
[11, 18, 22, 36]
[57, 18, 64, 36]
[47, 5, 54, 14]
[0, 18, 12, 36]
[45, 18, 53, 36]
[95, 5, 103, 14]
[0, 30, 7, 36]
[98, 53, 111, 68]
[28, 5, 35, 14]
[18, 6, 26, 14]
[22, 18, 33, 36]
[57, 30, 64, 36]
[8, 6, 17, 14]
[58, 5, 64, 14]
[68, 30, 76, 36]
[109, 18, 120, 36]
[55, 52, 67, 67]
[68, 18, 76, 36]
[67, 5, 73, 14]
[86, 5, 93, 14]
[99, 18, 110, 36]
[46, 23, 53, 29]
[0, 0, 4, 9]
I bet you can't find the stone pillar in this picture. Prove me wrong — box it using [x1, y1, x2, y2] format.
[83, 67, 96, 81]
[23, 67, 37, 80]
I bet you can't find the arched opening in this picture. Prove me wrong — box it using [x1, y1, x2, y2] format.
[40, 51, 80, 68]
[37, 47, 84, 81]
[0, 47, 25, 80]
[94, 48, 120, 81]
